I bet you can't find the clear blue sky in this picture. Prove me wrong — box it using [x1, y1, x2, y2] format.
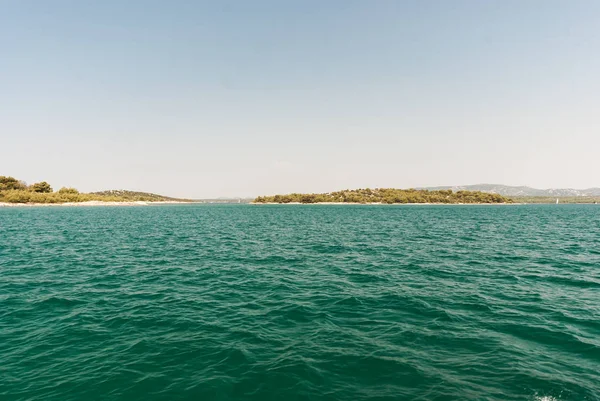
[1, 1, 599, 198]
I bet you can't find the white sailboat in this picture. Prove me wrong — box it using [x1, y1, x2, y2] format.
[556, 198, 559, 204]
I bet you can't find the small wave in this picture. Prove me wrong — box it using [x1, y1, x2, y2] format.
[2, 204, 600, 401]
[33, 295, 83, 307]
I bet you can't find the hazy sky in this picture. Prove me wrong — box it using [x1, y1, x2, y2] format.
[1, 1, 599, 198]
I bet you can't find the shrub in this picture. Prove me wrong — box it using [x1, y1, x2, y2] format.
[58, 187, 79, 194]
[0, 176, 26, 191]
[29, 182, 53, 193]
[254, 188, 513, 204]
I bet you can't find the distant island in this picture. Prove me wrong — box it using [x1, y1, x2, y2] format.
[422, 184, 600, 204]
[0, 176, 189, 205]
[254, 188, 513, 204]
[5, 176, 598, 206]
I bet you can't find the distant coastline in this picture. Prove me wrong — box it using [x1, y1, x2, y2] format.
[254, 188, 513, 204]
[4, 175, 599, 206]
[0, 200, 197, 207]
[0, 175, 190, 205]
[254, 188, 600, 205]
[253, 202, 519, 206]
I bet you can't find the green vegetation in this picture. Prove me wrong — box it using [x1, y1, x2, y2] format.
[0, 175, 187, 204]
[0, 176, 27, 191]
[58, 187, 79, 195]
[254, 188, 513, 204]
[30, 181, 53, 193]
[89, 190, 185, 202]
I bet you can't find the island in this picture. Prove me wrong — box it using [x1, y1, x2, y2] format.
[254, 188, 513, 204]
[0, 176, 191, 205]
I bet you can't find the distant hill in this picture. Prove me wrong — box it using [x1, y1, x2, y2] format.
[1, 175, 193, 204]
[90, 190, 189, 202]
[423, 184, 600, 197]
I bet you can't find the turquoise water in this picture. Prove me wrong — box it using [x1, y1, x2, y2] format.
[1, 205, 599, 401]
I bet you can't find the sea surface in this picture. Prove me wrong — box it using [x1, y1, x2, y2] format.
[1, 204, 599, 401]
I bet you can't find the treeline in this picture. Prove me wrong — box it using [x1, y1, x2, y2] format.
[0, 176, 181, 204]
[90, 190, 182, 201]
[254, 188, 512, 204]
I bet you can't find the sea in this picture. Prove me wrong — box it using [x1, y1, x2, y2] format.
[1, 204, 599, 401]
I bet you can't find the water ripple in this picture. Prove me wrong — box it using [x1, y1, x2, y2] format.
[1, 204, 599, 400]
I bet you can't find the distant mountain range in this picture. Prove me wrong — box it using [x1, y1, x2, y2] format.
[423, 184, 600, 197]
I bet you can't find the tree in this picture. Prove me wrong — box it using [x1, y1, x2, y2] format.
[30, 181, 53, 193]
[0, 176, 26, 191]
[300, 194, 316, 203]
[58, 187, 79, 194]
[253, 188, 512, 204]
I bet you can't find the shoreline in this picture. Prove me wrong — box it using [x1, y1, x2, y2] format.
[5, 201, 589, 207]
[251, 202, 522, 205]
[0, 201, 199, 208]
